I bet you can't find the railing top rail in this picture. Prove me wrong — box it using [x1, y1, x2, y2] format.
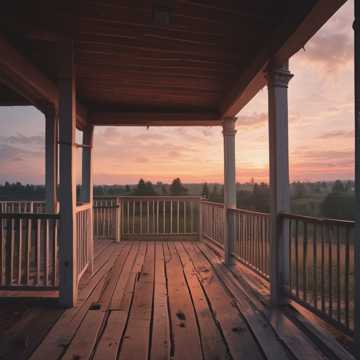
[200, 200, 224, 208]
[94, 205, 120, 209]
[229, 207, 270, 217]
[76, 202, 92, 213]
[93, 196, 119, 200]
[101, 195, 202, 200]
[0, 212, 59, 219]
[280, 212, 354, 226]
[0, 200, 45, 203]
[200, 202, 270, 217]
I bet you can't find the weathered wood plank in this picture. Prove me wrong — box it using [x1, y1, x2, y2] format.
[61, 310, 105, 360]
[109, 242, 140, 311]
[175, 242, 230, 360]
[97, 242, 133, 311]
[183, 242, 263, 360]
[198, 241, 326, 360]
[150, 242, 171, 360]
[0, 305, 63, 360]
[118, 242, 155, 360]
[94, 239, 112, 258]
[93, 242, 147, 360]
[30, 245, 121, 360]
[164, 242, 203, 360]
[78, 242, 121, 296]
[197, 242, 290, 360]
[61, 243, 133, 359]
[268, 310, 326, 360]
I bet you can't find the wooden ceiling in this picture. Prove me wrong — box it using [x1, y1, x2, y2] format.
[0, 0, 347, 126]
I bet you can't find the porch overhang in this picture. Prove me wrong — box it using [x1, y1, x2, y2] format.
[0, 0, 346, 126]
[88, 111, 221, 126]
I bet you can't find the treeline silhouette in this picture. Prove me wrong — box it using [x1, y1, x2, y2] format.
[0, 179, 355, 220]
[0, 182, 45, 200]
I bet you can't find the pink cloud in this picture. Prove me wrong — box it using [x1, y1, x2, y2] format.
[236, 113, 268, 130]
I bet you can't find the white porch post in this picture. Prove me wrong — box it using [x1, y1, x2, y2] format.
[267, 61, 293, 305]
[353, 1, 360, 352]
[223, 117, 237, 265]
[80, 125, 95, 271]
[80, 125, 94, 204]
[45, 106, 58, 213]
[58, 41, 78, 307]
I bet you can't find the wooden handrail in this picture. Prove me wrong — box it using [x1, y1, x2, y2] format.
[0, 213, 59, 289]
[280, 212, 354, 226]
[228, 207, 270, 217]
[0, 200, 44, 203]
[113, 195, 202, 200]
[75, 202, 92, 213]
[0, 212, 59, 219]
[281, 210, 355, 335]
[200, 200, 224, 208]
[93, 205, 120, 209]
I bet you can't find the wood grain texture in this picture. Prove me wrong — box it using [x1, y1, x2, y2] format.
[0, 239, 347, 360]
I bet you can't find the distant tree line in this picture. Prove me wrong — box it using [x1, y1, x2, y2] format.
[0, 181, 45, 200]
[0, 179, 355, 220]
[201, 179, 355, 220]
[201, 182, 270, 213]
[131, 177, 188, 196]
[320, 180, 355, 220]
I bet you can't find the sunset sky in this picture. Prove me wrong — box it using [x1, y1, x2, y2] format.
[0, 1, 355, 185]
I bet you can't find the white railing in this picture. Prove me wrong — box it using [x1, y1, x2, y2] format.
[76, 203, 92, 282]
[0, 201, 45, 214]
[0, 200, 93, 288]
[201, 202, 271, 279]
[0, 198, 358, 343]
[93, 197, 120, 241]
[201, 201, 357, 338]
[281, 213, 355, 336]
[119, 196, 201, 240]
[230, 208, 271, 279]
[0, 212, 59, 288]
[201, 201, 224, 246]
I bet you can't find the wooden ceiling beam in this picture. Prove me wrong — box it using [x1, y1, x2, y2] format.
[178, 0, 279, 20]
[21, 16, 263, 44]
[76, 61, 237, 77]
[82, 88, 220, 100]
[83, 1, 279, 26]
[0, 33, 87, 128]
[76, 50, 241, 68]
[77, 37, 242, 61]
[77, 18, 247, 42]
[0, 33, 58, 108]
[76, 59, 238, 81]
[89, 111, 221, 126]
[220, 0, 347, 118]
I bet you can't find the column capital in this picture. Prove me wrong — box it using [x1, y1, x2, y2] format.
[41, 102, 58, 119]
[353, 19, 360, 32]
[222, 117, 237, 136]
[266, 62, 293, 88]
[354, 0, 360, 30]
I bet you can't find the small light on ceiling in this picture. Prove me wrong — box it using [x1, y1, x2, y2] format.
[153, 0, 175, 26]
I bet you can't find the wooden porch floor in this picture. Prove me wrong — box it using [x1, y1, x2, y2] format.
[0, 240, 352, 360]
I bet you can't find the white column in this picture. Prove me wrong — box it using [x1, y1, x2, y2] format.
[45, 106, 58, 213]
[80, 125, 95, 270]
[223, 117, 237, 265]
[267, 61, 293, 305]
[80, 125, 94, 204]
[58, 41, 77, 307]
[353, 1, 360, 352]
